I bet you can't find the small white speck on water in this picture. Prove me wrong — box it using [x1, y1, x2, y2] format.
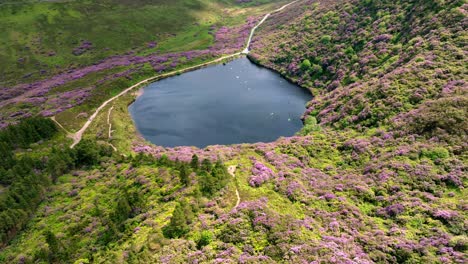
[270, 113, 274, 115]
[236, 76, 240, 79]
[288, 118, 291, 121]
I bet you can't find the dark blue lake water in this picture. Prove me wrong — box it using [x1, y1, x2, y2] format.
[129, 57, 311, 148]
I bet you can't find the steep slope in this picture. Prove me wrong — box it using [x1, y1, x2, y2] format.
[251, 0, 466, 138]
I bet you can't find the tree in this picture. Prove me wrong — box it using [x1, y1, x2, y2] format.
[311, 64, 323, 74]
[200, 159, 212, 173]
[212, 160, 228, 190]
[158, 154, 170, 166]
[301, 116, 321, 135]
[0, 142, 14, 169]
[197, 159, 230, 197]
[0, 168, 13, 185]
[44, 230, 60, 261]
[199, 171, 215, 197]
[47, 153, 69, 183]
[300, 59, 312, 71]
[179, 165, 189, 186]
[190, 154, 199, 170]
[196, 230, 213, 249]
[163, 202, 189, 238]
[112, 196, 132, 228]
[320, 35, 332, 44]
[74, 139, 100, 166]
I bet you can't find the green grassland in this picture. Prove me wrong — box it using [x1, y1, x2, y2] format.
[0, 0, 286, 86]
[1, 0, 288, 133]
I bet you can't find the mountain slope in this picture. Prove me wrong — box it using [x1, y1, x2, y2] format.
[0, 0, 466, 263]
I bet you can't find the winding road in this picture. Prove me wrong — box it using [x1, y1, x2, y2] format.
[68, 0, 299, 148]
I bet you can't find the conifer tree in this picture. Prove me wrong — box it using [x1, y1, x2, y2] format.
[163, 202, 188, 238]
[179, 164, 190, 186]
[112, 196, 131, 228]
[44, 230, 60, 261]
[0, 142, 14, 169]
[201, 159, 212, 172]
[190, 154, 199, 170]
[199, 170, 215, 197]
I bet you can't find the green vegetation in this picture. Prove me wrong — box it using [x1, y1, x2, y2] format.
[0, 0, 466, 263]
[0, 0, 289, 131]
[0, 117, 57, 150]
[198, 159, 230, 197]
[0, 118, 116, 248]
[300, 58, 311, 71]
[0, 121, 232, 262]
[163, 201, 191, 239]
[0, 0, 285, 86]
[0, 0, 205, 84]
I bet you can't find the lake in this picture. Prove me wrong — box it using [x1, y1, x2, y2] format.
[129, 57, 311, 148]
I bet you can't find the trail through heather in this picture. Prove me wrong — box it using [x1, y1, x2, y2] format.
[243, 0, 299, 54]
[69, 0, 299, 148]
[107, 105, 114, 139]
[228, 165, 240, 208]
[107, 105, 117, 151]
[50, 116, 71, 135]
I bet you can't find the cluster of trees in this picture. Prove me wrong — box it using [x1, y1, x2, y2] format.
[0, 119, 230, 252]
[134, 153, 230, 197]
[162, 200, 194, 239]
[46, 139, 113, 183]
[0, 156, 48, 246]
[163, 155, 230, 239]
[162, 199, 213, 248]
[190, 155, 230, 197]
[99, 187, 145, 246]
[0, 117, 57, 150]
[36, 230, 69, 263]
[0, 118, 59, 245]
[0, 118, 57, 170]
[0, 117, 113, 247]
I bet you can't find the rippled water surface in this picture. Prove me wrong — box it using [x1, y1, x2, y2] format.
[129, 57, 311, 148]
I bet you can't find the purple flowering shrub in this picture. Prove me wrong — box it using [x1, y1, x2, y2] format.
[126, 115, 466, 262]
[209, 17, 258, 55]
[248, 159, 274, 187]
[252, 0, 466, 133]
[0, 15, 259, 126]
[72, 40, 93, 56]
[1, 1, 466, 263]
[121, 1, 467, 258]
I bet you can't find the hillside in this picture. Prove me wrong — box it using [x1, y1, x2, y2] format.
[0, 0, 287, 129]
[0, 0, 467, 263]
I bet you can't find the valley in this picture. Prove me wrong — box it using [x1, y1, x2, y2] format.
[0, 0, 466, 263]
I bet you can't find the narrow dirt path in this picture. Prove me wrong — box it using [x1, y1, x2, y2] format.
[50, 116, 71, 135]
[107, 105, 114, 139]
[228, 165, 240, 208]
[69, 0, 299, 148]
[106, 105, 117, 151]
[242, 14, 270, 54]
[243, 0, 299, 54]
